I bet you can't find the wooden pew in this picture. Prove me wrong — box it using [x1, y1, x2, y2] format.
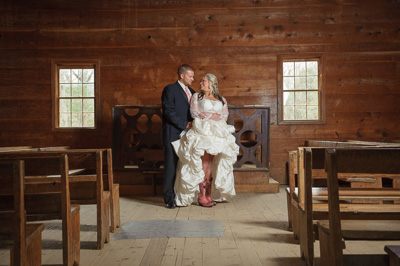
[287, 141, 376, 235]
[64, 149, 111, 249]
[296, 146, 400, 266]
[32, 148, 121, 247]
[0, 160, 45, 266]
[317, 148, 400, 266]
[37, 146, 121, 234]
[68, 148, 120, 235]
[0, 152, 80, 266]
[286, 140, 396, 234]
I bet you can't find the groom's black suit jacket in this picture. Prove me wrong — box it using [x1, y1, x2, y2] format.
[161, 81, 195, 204]
[161, 81, 195, 145]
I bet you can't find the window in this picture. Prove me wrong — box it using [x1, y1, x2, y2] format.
[277, 55, 324, 125]
[52, 60, 100, 129]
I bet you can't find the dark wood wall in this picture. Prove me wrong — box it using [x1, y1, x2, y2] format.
[1, 0, 400, 184]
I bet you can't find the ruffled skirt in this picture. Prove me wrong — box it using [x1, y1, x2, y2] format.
[172, 118, 239, 206]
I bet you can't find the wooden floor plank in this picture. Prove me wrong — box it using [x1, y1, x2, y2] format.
[140, 238, 169, 266]
[161, 237, 186, 266]
[120, 238, 151, 266]
[202, 237, 223, 265]
[182, 237, 203, 265]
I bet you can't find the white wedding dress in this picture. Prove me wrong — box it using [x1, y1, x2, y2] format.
[172, 92, 240, 206]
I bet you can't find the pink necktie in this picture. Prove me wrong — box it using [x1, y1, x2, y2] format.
[184, 86, 191, 103]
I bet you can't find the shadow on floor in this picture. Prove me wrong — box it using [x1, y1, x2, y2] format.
[42, 239, 98, 250]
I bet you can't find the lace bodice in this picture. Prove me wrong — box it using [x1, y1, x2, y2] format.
[190, 93, 229, 121]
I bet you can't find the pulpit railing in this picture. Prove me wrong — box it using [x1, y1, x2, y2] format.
[112, 105, 270, 172]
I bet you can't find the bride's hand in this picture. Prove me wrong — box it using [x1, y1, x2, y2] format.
[210, 113, 221, 121]
[198, 112, 207, 119]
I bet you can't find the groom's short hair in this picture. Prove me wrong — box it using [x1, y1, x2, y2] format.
[178, 64, 194, 77]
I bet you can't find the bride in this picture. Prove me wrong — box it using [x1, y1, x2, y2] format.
[172, 73, 239, 207]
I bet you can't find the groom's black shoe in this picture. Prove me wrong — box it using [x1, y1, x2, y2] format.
[166, 202, 176, 209]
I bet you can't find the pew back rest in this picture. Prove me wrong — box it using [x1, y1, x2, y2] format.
[299, 145, 400, 205]
[0, 152, 71, 220]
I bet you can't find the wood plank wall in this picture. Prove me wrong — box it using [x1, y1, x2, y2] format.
[1, 0, 400, 184]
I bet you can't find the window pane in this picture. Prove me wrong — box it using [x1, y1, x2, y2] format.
[295, 106, 307, 120]
[83, 69, 94, 83]
[283, 62, 294, 76]
[295, 91, 307, 105]
[307, 61, 318, 75]
[307, 106, 319, 120]
[283, 77, 294, 90]
[83, 99, 94, 112]
[284, 106, 294, 120]
[280, 58, 321, 123]
[307, 76, 318, 90]
[295, 62, 306, 76]
[60, 113, 71, 127]
[60, 99, 71, 112]
[56, 65, 96, 129]
[307, 91, 318, 105]
[83, 84, 94, 97]
[59, 69, 70, 83]
[72, 99, 82, 112]
[71, 113, 82, 127]
[83, 113, 95, 127]
[60, 84, 71, 97]
[72, 84, 82, 97]
[283, 91, 294, 105]
[295, 77, 307, 90]
[72, 69, 82, 83]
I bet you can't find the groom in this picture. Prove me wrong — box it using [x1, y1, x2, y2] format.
[161, 64, 195, 209]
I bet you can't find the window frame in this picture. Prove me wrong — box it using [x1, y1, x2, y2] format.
[277, 54, 325, 125]
[51, 59, 101, 131]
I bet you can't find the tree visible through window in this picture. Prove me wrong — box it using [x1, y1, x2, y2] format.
[58, 68, 95, 127]
[278, 56, 324, 124]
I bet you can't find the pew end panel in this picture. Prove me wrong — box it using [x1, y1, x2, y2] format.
[0, 160, 45, 266]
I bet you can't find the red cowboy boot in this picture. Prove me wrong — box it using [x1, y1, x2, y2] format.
[198, 181, 214, 207]
[205, 180, 216, 206]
